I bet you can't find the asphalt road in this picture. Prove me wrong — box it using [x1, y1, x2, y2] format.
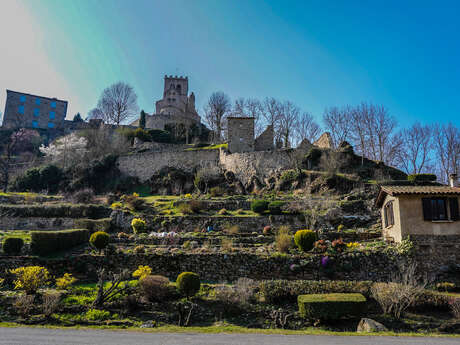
[0, 327, 459, 345]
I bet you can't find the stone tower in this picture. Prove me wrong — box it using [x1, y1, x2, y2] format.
[155, 75, 199, 122]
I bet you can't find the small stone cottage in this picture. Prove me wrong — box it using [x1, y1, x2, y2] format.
[375, 181, 460, 243]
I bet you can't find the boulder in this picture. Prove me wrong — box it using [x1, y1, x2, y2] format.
[357, 318, 388, 333]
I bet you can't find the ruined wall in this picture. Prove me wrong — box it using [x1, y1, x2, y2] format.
[314, 132, 333, 148]
[255, 125, 274, 151]
[117, 150, 219, 182]
[219, 148, 306, 185]
[227, 117, 255, 153]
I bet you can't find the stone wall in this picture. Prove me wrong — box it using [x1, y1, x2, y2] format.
[313, 132, 333, 148]
[227, 117, 255, 153]
[255, 125, 274, 151]
[0, 251, 405, 283]
[219, 149, 300, 185]
[117, 150, 219, 182]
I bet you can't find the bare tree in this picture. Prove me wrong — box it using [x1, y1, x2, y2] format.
[323, 106, 352, 148]
[95, 82, 139, 125]
[295, 111, 321, 145]
[362, 103, 400, 165]
[278, 101, 299, 148]
[261, 97, 282, 142]
[203, 91, 231, 142]
[433, 123, 460, 183]
[0, 129, 33, 191]
[396, 122, 433, 174]
[232, 98, 264, 136]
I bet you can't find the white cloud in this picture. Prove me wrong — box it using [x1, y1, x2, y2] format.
[0, 0, 81, 120]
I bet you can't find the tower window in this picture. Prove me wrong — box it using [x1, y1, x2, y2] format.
[32, 120, 38, 128]
[35, 98, 41, 105]
[20, 95, 26, 103]
[51, 101, 56, 108]
[34, 108, 40, 117]
[47, 122, 54, 128]
[18, 105, 24, 114]
[49, 111, 55, 119]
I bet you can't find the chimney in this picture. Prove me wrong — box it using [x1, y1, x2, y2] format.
[449, 173, 458, 187]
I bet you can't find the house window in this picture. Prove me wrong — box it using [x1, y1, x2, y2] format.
[18, 105, 24, 114]
[20, 95, 26, 103]
[422, 197, 459, 221]
[51, 101, 56, 108]
[384, 201, 394, 227]
[47, 122, 54, 128]
[35, 98, 41, 105]
[32, 120, 38, 128]
[49, 111, 55, 119]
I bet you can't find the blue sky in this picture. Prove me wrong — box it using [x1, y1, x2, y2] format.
[0, 0, 459, 128]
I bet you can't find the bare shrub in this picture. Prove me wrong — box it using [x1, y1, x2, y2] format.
[224, 225, 239, 235]
[234, 277, 256, 304]
[139, 275, 173, 302]
[221, 238, 234, 252]
[71, 188, 95, 204]
[275, 226, 293, 253]
[449, 298, 460, 319]
[14, 294, 35, 317]
[371, 263, 426, 319]
[42, 291, 61, 317]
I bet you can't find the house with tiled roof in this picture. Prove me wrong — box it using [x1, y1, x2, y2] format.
[375, 174, 460, 242]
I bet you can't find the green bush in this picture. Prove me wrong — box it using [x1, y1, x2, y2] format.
[298, 293, 366, 320]
[89, 231, 110, 252]
[210, 186, 225, 197]
[85, 309, 111, 321]
[2, 237, 24, 255]
[40, 165, 63, 193]
[260, 280, 373, 304]
[13, 167, 41, 191]
[251, 200, 269, 214]
[131, 218, 146, 234]
[147, 129, 173, 143]
[294, 230, 317, 252]
[407, 173, 437, 183]
[176, 272, 200, 297]
[31, 229, 89, 256]
[268, 201, 285, 215]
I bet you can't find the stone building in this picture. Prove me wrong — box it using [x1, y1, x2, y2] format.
[2, 90, 68, 129]
[131, 75, 201, 131]
[227, 117, 274, 153]
[375, 175, 460, 243]
[227, 117, 255, 153]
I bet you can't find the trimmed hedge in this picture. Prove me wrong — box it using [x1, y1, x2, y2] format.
[176, 272, 201, 297]
[294, 230, 317, 252]
[251, 200, 269, 214]
[31, 229, 89, 256]
[298, 293, 366, 320]
[2, 237, 24, 255]
[268, 201, 285, 215]
[0, 204, 111, 218]
[260, 280, 373, 304]
[407, 173, 437, 183]
[74, 218, 111, 232]
[89, 231, 110, 251]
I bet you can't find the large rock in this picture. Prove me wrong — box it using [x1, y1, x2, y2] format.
[357, 318, 388, 333]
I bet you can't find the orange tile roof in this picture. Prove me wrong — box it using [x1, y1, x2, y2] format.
[375, 185, 460, 207]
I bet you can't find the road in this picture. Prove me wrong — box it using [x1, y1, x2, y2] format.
[0, 327, 458, 345]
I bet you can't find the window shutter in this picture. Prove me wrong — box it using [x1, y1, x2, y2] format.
[389, 202, 394, 226]
[422, 198, 432, 221]
[449, 197, 459, 221]
[384, 206, 388, 227]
